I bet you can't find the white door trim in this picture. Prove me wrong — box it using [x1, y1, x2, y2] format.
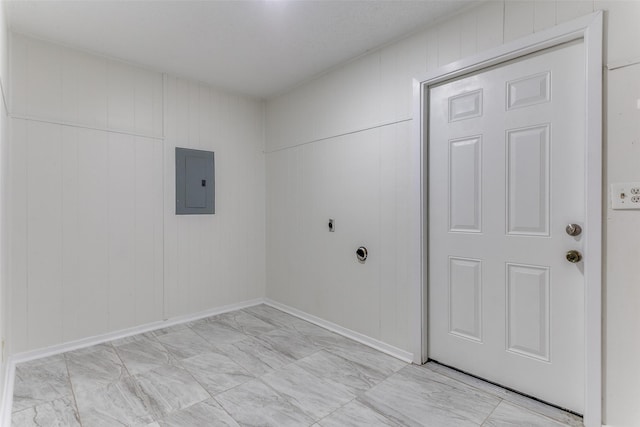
[411, 11, 602, 427]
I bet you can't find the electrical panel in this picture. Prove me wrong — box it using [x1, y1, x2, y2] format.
[176, 147, 215, 215]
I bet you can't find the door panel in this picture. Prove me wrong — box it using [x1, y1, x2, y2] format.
[428, 40, 585, 413]
[506, 124, 550, 236]
[449, 136, 482, 232]
[449, 257, 483, 342]
[505, 263, 550, 361]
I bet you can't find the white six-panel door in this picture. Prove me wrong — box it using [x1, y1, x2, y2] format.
[428, 40, 585, 413]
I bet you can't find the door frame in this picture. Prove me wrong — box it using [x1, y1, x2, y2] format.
[411, 11, 602, 427]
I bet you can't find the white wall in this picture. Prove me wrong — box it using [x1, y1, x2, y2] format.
[8, 34, 265, 354]
[603, 62, 640, 426]
[0, 0, 9, 407]
[267, 122, 417, 351]
[163, 77, 265, 319]
[265, 1, 640, 425]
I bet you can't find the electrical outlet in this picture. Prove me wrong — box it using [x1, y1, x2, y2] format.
[611, 182, 640, 209]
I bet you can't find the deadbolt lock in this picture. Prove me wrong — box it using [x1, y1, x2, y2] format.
[566, 250, 582, 263]
[565, 224, 582, 236]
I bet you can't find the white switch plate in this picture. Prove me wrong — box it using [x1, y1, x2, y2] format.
[611, 182, 640, 209]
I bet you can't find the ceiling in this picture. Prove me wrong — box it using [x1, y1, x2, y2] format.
[6, 0, 475, 99]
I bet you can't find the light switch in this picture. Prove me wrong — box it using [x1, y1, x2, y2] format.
[611, 182, 640, 210]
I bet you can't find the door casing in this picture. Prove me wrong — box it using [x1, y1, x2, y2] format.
[411, 11, 602, 427]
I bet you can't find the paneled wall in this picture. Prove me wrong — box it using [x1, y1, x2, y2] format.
[11, 37, 163, 137]
[265, 1, 640, 425]
[0, 0, 8, 406]
[10, 120, 164, 349]
[10, 35, 164, 352]
[8, 34, 265, 354]
[267, 122, 417, 350]
[603, 62, 640, 427]
[163, 77, 265, 319]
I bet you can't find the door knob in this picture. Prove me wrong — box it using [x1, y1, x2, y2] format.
[566, 250, 582, 263]
[565, 224, 582, 236]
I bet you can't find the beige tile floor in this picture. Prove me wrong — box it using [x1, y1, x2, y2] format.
[11, 304, 583, 426]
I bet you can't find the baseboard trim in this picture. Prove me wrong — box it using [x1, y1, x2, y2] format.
[0, 297, 263, 426]
[0, 358, 14, 427]
[10, 298, 263, 365]
[263, 298, 414, 363]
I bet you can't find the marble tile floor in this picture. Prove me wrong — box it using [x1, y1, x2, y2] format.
[11, 304, 584, 427]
